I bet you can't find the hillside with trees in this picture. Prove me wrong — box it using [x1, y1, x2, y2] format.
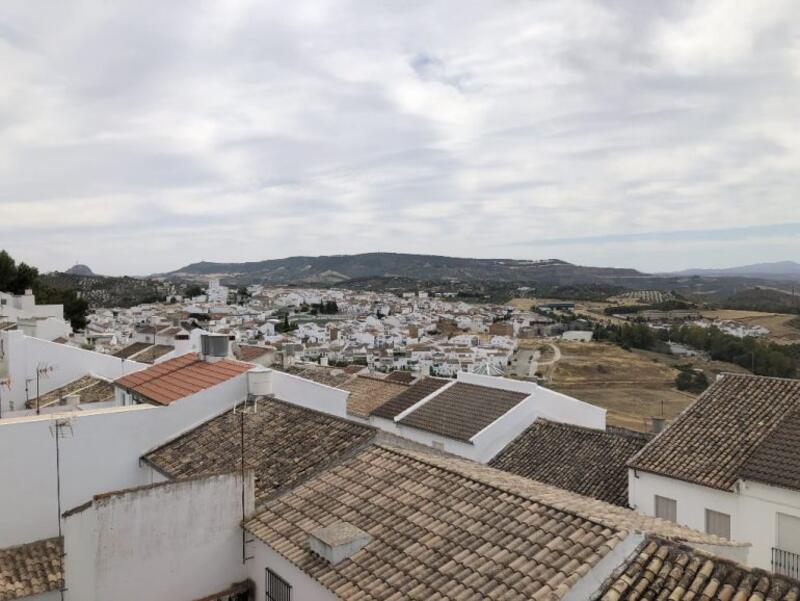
[0, 250, 89, 329]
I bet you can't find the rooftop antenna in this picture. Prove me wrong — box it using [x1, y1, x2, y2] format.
[50, 417, 73, 601]
[233, 395, 259, 565]
[34, 362, 55, 415]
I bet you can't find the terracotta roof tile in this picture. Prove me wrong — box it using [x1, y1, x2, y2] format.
[113, 341, 152, 359]
[384, 371, 417, 384]
[741, 407, 800, 491]
[142, 398, 376, 505]
[130, 344, 174, 364]
[597, 537, 800, 601]
[0, 538, 62, 601]
[370, 377, 449, 420]
[629, 374, 800, 491]
[26, 375, 114, 410]
[338, 376, 409, 418]
[399, 382, 528, 442]
[115, 353, 252, 405]
[235, 344, 271, 362]
[245, 445, 742, 601]
[489, 420, 651, 506]
[278, 365, 353, 388]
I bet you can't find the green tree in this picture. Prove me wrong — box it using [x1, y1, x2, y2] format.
[185, 285, 204, 298]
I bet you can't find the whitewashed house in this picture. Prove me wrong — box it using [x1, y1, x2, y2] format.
[628, 373, 800, 576]
[369, 371, 605, 463]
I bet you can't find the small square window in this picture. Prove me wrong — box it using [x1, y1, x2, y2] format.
[705, 509, 731, 539]
[655, 495, 677, 523]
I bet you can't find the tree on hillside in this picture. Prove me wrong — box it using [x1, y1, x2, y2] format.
[0, 249, 89, 330]
[185, 284, 205, 298]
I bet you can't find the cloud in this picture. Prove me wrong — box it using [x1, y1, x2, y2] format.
[1, 0, 799, 275]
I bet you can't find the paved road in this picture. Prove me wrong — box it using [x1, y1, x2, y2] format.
[511, 342, 561, 378]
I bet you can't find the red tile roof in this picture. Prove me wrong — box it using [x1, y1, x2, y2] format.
[114, 353, 252, 405]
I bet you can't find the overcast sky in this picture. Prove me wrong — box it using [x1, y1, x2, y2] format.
[1, 0, 799, 276]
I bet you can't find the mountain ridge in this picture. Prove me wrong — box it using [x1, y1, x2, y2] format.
[671, 261, 800, 280]
[163, 252, 645, 285]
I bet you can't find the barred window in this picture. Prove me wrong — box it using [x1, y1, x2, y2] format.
[266, 568, 291, 601]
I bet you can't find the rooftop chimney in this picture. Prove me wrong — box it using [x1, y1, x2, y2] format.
[199, 333, 229, 363]
[308, 522, 371, 566]
[651, 417, 666, 434]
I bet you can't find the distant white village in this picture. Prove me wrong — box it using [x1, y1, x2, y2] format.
[1, 279, 799, 601]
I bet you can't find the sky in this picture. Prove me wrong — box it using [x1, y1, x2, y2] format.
[1, 0, 799, 276]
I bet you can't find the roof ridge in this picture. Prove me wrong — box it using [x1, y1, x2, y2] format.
[143, 397, 375, 468]
[374, 443, 627, 534]
[718, 372, 800, 383]
[628, 372, 800, 488]
[375, 443, 745, 547]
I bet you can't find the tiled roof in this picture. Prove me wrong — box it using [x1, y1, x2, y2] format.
[130, 344, 174, 364]
[115, 353, 252, 405]
[338, 376, 409, 418]
[384, 370, 417, 384]
[598, 537, 800, 601]
[280, 365, 353, 388]
[369, 377, 449, 419]
[0, 537, 62, 601]
[245, 445, 741, 601]
[113, 341, 151, 359]
[26, 375, 114, 410]
[142, 398, 376, 505]
[398, 382, 528, 442]
[235, 344, 271, 362]
[741, 407, 800, 491]
[629, 374, 800, 491]
[489, 420, 650, 506]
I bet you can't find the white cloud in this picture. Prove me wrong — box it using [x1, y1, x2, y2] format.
[0, 0, 798, 274]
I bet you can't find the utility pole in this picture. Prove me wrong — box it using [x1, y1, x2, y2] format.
[51, 418, 72, 601]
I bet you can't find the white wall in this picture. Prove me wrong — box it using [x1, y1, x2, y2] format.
[628, 470, 750, 565]
[0, 331, 146, 413]
[470, 397, 541, 463]
[738, 480, 800, 569]
[271, 371, 349, 419]
[0, 373, 248, 547]
[247, 538, 338, 601]
[530, 386, 606, 430]
[64, 472, 253, 601]
[369, 374, 604, 464]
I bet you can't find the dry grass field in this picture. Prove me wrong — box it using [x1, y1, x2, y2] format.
[700, 310, 800, 344]
[545, 341, 694, 432]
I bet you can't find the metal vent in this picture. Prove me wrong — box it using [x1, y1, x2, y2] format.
[200, 334, 229, 361]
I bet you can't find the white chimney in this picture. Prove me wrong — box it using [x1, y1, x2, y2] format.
[308, 523, 371, 566]
[247, 367, 272, 397]
[174, 331, 192, 356]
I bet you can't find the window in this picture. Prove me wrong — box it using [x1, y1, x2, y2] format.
[266, 568, 291, 601]
[431, 441, 444, 451]
[705, 509, 731, 539]
[654, 495, 677, 522]
[777, 513, 800, 555]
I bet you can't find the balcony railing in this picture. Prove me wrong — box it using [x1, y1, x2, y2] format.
[772, 547, 800, 580]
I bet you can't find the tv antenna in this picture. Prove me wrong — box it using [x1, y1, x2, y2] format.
[232, 395, 259, 565]
[33, 362, 56, 415]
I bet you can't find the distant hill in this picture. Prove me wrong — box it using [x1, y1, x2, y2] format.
[721, 287, 800, 314]
[65, 264, 94, 276]
[673, 261, 800, 281]
[41, 272, 170, 308]
[164, 253, 645, 286]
